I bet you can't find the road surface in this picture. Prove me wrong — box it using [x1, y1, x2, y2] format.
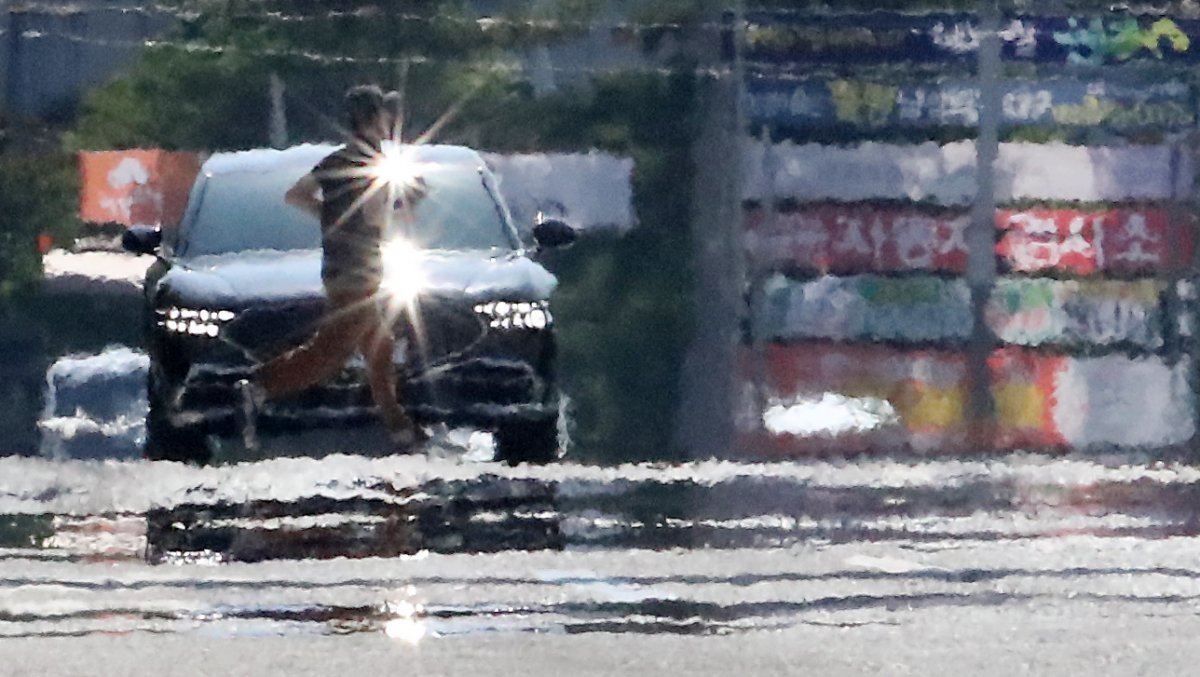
[5, 445, 1200, 674]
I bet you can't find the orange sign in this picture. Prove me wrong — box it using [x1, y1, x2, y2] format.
[78, 150, 202, 227]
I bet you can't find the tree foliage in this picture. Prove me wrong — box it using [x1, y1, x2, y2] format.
[0, 153, 80, 297]
[68, 49, 276, 152]
[534, 74, 699, 462]
[69, 0, 582, 151]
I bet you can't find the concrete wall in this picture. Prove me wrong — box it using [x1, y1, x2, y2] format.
[1, 0, 173, 117]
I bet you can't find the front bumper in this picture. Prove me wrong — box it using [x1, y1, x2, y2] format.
[156, 309, 558, 435]
[170, 358, 558, 436]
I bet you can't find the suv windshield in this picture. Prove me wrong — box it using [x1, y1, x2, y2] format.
[181, 160, 516, 257]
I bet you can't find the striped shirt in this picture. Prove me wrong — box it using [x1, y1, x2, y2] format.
[313, 142, 388, 292]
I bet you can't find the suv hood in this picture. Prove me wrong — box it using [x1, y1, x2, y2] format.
[158, 249, 558, 308]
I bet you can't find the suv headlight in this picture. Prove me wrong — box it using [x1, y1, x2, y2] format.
[474, 300, 552, 330]
[157, 307, 237, 338]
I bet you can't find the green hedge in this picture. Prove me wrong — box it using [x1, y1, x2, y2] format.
[0, 153, 81, 297]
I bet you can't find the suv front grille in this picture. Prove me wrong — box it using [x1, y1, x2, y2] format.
[220, 296, 520, 371]
[404, 298, 489, 366]
[224, 299, 328, 355]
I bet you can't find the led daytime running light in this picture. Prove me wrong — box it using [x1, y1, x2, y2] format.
[474, 300, 552, 330]
[157, 307, 237, 337]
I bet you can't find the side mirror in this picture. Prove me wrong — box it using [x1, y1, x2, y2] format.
[122, 226, 162, 256]
[533, 218, 577, 250]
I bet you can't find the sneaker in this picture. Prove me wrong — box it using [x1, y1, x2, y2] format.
[235, 378, 266, 451]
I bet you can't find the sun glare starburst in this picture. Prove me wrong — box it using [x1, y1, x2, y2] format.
[373, 142, 424, 191]
[380, 237, 426, 302]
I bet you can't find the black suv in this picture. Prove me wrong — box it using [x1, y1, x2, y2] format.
[124, 143, 575, 464]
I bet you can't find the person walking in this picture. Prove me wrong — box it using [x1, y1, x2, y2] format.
[238, 84, 426, 449]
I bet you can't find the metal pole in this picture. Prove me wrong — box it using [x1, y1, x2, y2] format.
[674, 2, 744, 459]
[269, 73, 288, 149]
[749, 123, 772, 423]
[4, 7, 23, 116]
[0, 1, 9, 115]
[965, 1, 1002, 445]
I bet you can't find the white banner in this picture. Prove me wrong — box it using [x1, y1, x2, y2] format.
[485, 152, 636, 232]
[744, 140, 1190, 204]
[1054, 355, 1194, 448]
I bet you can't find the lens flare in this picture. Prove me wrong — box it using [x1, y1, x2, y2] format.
[383, 600, 427, 645]
[373, 142, 422, 190]
[381, 237, 426, 301]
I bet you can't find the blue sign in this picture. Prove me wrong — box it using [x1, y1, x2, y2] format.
[744, 77, 1194, 131]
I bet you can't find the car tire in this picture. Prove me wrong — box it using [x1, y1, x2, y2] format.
[493, 416, 560, 466]
[145, 373, 211, 464]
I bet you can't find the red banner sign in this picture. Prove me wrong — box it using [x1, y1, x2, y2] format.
[79, 150, 202, 227]
[744, 205, 969, 273]
[995, 207, 1194, 275]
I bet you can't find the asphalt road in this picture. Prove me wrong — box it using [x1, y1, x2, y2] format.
[6, 443, 1200, 675]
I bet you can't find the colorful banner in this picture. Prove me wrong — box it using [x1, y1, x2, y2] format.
[987, 348, 1066, 449]
[745, 77, 1194, 131]
[735, 12, 1200, 66]
[744, 205, 1194, 275]
[735, 343, 970, 455]
[744, 205, 969, 273]
[987, 278, 1166, 349]
[996, 207, 1195, 275]
[78, 150, 203, 227]
[755, 272, 1169, 349]
[736, 344, 1193, 456]
[755, 274, 973, 343]
[744, 141, 1190, 204]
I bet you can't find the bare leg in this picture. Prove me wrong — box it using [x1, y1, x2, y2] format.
[358, 320, 413, 433]
[258, 292, 373, 397]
